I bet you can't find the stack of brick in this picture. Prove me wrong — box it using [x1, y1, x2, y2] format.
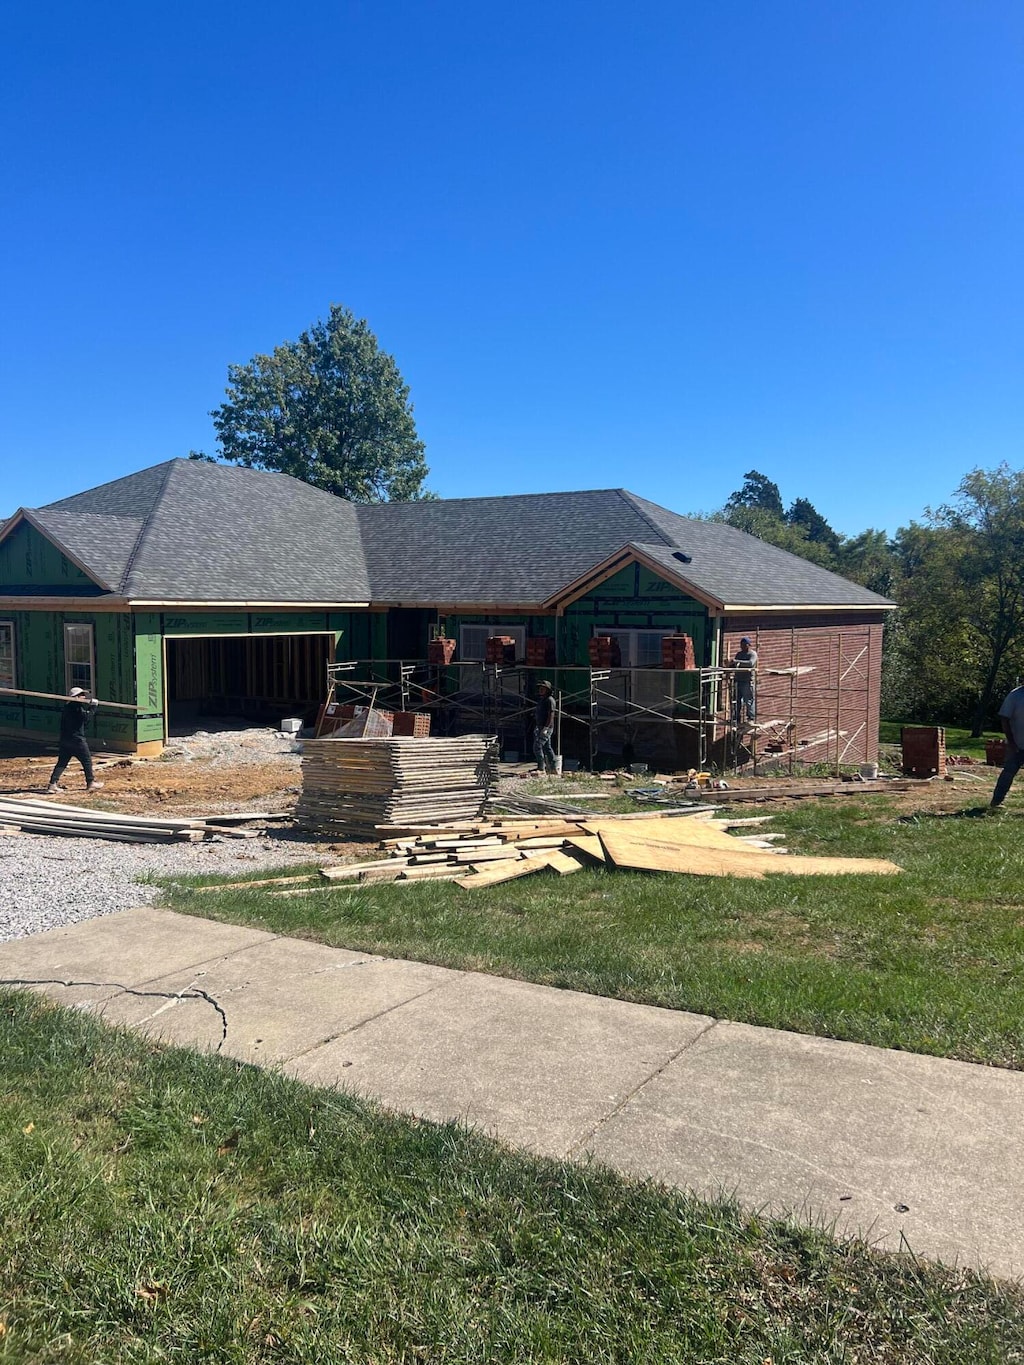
[392, 711, 432, 737]
[427, 636, 456, 664]
[588, 636, 622, 667]
[660, 634, 696, 669]
[526, 636, 556, 667]
[900, 726, 946, 778]
[485, 636, 518, 664]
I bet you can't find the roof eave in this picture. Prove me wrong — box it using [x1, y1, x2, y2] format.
[127, 599, 373, 610]
[720, 601, 897, 614]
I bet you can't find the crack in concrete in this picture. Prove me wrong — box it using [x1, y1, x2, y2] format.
[565, 1017, 720, 1159]
[283, 975, 463, 1065]
[0, 976, 230, 1051]
[622, 1114, 964, 1252]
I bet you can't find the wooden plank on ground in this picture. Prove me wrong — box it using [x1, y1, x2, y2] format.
[191, 874, 319, 894]
[597, 828, 901, 879]
[543, 850, 584, 876]
[455, 853, 555, 890]
[564, 834, 606, 864]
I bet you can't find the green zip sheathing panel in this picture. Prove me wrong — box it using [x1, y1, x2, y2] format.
[0, 521, 99, 592]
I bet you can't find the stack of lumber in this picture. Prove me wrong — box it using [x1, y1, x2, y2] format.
[259, 808, 900, 895]
[0, 797, 282, 844]
[295, 735, 498, 838]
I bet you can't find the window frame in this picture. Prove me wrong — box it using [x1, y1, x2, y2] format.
[0, 621, 15, 690]
[594, 626, 673, 668]
[63, 623, 96, 697]
[458, 624, 527, 662]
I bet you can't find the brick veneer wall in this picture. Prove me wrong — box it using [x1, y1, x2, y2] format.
[723, 614, 886, 765]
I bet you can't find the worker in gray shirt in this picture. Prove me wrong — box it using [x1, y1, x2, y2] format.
[533, 680, 558, 776]
[731, 637, 758, 725]
[990, 684, 1024, 807]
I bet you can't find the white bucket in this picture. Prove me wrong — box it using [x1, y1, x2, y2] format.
[859, 762, 879, 781]
[554, 755, 563, 775]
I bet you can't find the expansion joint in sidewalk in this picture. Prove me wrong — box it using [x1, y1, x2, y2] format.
[565, 1017, 720, 1159]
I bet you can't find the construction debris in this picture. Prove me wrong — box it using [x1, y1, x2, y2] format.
[266, 809, 902, 890]
[0, 797, 280, 844]
[295, 736, 498, 838]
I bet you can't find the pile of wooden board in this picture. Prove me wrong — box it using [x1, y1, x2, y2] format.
[295, 735, 498, 838]
[255, 808, 899, 895]
[0, 797, 282, 844]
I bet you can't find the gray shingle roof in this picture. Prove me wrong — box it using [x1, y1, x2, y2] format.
[360, 489, 893, 608]
[14, 461, 893, 609]
[35, 460, 371, 602]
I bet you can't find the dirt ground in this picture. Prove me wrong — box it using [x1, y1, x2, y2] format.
[0, 724, 1000, 822]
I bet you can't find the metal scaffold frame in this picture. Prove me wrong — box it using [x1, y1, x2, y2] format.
[314, 631, 874, 774]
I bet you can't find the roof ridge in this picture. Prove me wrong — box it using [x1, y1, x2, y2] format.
[118, 460, 176, 594]
[616, 489, 675, 546]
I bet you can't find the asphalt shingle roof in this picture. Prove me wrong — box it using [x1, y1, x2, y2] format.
[35, 460, 371, 602]
[12, 460, 892, 610]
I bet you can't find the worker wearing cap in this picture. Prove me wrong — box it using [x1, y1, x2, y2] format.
[731, 637, 758, 725]
[533, 680, 558, 776]
[47, 688, 104, 794]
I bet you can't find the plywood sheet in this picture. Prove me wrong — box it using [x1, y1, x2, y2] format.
[597, 829, 900, 879]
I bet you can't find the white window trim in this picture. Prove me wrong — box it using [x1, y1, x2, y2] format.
[0, 621, 15, 690]
[458, 624, 527, 662]
[64, 623, 96, 696]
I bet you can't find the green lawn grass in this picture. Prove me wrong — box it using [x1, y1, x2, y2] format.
[2, 989, 1021, 1363]
[161, 793, 1024, 1069]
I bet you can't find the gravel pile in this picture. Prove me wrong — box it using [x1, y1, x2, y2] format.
[0, 828, 330, 943]
[160, 723, 303, 767]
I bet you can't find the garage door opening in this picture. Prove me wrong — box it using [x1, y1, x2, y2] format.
[166, 634, 333, 736]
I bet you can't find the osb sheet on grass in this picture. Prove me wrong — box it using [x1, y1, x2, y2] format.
[596, 827, 901, 879]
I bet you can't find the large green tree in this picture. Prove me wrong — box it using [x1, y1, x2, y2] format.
[723, 470, 785, 518]
[210, 304, 430, 501]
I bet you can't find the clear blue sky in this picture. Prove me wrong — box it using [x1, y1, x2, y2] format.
[1, 0, 1020, 536]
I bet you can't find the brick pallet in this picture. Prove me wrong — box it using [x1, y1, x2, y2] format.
[661, 634, 696, 669]
[526, 636, 556, 666]
[485, 636, 517, 664]
[295, 735, 499, 838]
[588, 636, 622, 667]
[900, 726, 946, 778]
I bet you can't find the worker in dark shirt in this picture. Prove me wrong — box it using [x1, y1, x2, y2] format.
[533, 680, 558, 776]
[47, 688, 104, 793]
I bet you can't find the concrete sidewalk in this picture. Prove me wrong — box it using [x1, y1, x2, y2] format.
[1, 906, 1021, 1281]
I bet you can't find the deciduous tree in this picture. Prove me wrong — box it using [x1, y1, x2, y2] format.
[209, 304, 430, 502]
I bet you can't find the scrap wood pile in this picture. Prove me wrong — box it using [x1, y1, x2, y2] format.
[295, 735, 498, 839]
[243, 808, 900, 897]
[0, 797, 284, 844]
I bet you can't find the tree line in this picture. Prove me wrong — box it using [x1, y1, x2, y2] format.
[193, 303, 1020, 735]
[718, 469, 1024, 735]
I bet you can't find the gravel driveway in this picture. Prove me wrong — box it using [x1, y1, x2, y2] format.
[0, 828, 330, 943]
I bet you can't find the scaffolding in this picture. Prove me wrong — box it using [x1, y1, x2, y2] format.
[313, 633, 875, 774]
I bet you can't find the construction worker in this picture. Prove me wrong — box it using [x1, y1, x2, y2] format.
[731, 637, 758, 725]
[533, 680, 558, 776]
[990, 681, 1024, 808]
[47, 688, 105, 794]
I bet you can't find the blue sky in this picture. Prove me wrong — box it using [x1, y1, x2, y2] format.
[0, 0, 1020, 535]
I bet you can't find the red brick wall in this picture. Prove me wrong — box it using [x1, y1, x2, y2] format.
[723, 614, 886, 765]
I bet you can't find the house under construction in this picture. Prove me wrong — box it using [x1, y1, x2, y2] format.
[0, 459, 893, 770]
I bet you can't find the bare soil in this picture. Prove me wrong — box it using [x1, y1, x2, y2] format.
[0, 730, 999, 825]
